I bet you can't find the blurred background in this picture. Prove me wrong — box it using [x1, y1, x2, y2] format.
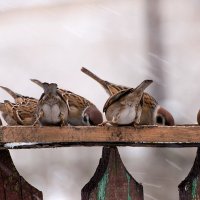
[0, 0, 199, 199]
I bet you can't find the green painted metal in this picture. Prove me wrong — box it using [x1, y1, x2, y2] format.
[192, 177, 198, 199]
[98, 169, 109, 200]
[82, 147, 144, 200]
[126, 173, 132, 200]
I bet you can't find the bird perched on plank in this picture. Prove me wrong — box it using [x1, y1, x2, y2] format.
[103, 80, 153, 126]
[81, 67, 175, 126]
[33, 82, 69, 126]
[31, 79, 103, 126]
[0, 86, 38, 125]
[0, 100, 36, 125]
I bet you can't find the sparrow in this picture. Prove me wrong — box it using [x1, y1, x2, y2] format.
[81, 67, 175, 125]
[31, 79, 103, 126]
[33, 82, 69, 126]
[103, 80, 153, 126]
[0, 100, 36, 125]
[0, 86, 38, 125]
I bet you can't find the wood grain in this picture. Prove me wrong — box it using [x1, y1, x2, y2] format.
[0, 125, 200, 148]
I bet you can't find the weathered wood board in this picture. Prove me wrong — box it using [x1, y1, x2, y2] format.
[1, 125, 200, 148]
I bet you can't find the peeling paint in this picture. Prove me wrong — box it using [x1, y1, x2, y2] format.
[98, 169, 109, 200]
[126, 173, 132, 200]
[192, 177, 198, 199]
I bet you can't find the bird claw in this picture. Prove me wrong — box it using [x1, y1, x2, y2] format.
[59, 112, 67, 127]
[132, 122, 139, 128]
[98, 121, 112, 126]
[98, 121, 108, 126]
[33, 111, 43, 127]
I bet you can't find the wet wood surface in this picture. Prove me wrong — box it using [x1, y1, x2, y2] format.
[0, 125, 200, 148]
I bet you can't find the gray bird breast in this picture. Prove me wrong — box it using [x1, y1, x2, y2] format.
[106, 102, 137, 125]
[40, 104, 64, 125]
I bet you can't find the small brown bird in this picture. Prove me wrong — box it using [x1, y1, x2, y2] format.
[81, 67, 175, 125]
[0, 86, 38, 125]
[33, 82, 69, 126]
[103, 80, 153, 126]
[0, 100, 36, 125]
[31, 79, 103, 126]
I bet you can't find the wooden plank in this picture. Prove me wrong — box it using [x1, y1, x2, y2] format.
[0, 125, 200, 148]
[0, 149, 43, 199]
[179, 148, 200, 199]
[81, 146, 143, 200]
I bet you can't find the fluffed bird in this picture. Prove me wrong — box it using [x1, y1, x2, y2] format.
[81, 67, 174, 125]
[33, 82, 69, 126]
[103, 80, 153, 126]
[31, 79, 103, 126]
[0, 86, 38, 125]
[0, 100, 36, 125]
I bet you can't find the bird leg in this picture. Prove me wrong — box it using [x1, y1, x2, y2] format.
[98, 121, 111, 126]
[132, 121, 140, 128]
[33, 110, 44, 126]
[59, 112, 66, 127]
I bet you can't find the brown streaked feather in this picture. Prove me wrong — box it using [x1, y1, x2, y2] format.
[31, 79, 94, 109]
[58, 88, 94, 109]
[3, 100, 15, 116]
[106, 82, 127, 96]
[103, 88, 134, 112]
[3, 100, 37, 125]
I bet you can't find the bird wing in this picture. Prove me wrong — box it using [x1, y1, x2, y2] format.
[103, 88, 134, 112]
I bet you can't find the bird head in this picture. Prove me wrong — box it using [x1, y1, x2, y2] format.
[156, 106, 175, 126]
[82, 105, 103, 126]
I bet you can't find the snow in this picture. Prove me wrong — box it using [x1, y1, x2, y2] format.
[4, 142, 38, 148]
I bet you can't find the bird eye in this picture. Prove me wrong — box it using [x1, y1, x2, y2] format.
[83, 115, 88, 123]
[156, 115, 164, 125]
